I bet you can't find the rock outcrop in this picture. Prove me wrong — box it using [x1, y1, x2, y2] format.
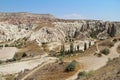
[0, 12, 120, 44]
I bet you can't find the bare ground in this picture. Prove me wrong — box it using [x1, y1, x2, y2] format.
[24, 62, 82, 80]
[66, 41, 120, 80]
[0, 55, 57, 75]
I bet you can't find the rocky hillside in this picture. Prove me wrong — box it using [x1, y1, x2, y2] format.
[0, 12, 120, 45]
[0, 12, 56, 24]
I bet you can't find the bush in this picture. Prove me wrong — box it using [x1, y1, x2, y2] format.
[65, 60, 77, 72]
[5, 44, 9, 47]
[77, 71, 94, 79]
[6, 59, 14, 63]
[0, 60, 2, 64]
[113, 39, 117, 42]
[78, 71, 87, 77]
[109, 42, 114, 47]
[0, 45, 3, 47]
[107, 58, 112, 65]
[101, 48, 110, 55]
[22, 53, 27, 57]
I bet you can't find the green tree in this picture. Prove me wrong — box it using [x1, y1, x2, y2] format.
[70, 43, 74, 54]
[89, 41, 91, 47]
[65, 60, 77, 72]
[0, 60, 2, 64]
[101, 48, 110, 55]
[84, 42, 87, 51]
[60, 45, 65, 55]
[77, 45, 79, 51]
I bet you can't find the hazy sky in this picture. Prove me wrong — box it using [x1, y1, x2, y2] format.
[0, 0, 120, 21]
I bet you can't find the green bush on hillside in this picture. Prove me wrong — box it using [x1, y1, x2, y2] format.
[65, 60, 77, 72]
[0, 60, 2, 64]
[101, 48, 110, 55]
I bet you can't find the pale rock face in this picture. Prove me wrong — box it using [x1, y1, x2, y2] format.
[0, 22, 32, 42]
[29, 22, 84, 44]
[30, 27, 64, 43]
[0, 13, 120, 45]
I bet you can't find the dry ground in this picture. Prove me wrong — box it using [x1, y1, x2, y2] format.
[0, 47, 17, 61]
[65, 40, 120, 80]
[82, 56, 120, 80]
[17, 42, 45, 58]
[0, 56, 56, 75]
[25, 62, 82, 80]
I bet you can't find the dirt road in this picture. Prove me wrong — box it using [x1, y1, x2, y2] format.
[0, 56, 57, 75]
[66, 41, 120, 80]
[21, 59, 56, 80]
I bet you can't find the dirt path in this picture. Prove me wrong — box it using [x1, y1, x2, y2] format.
[21, 59, 56, 80]
[66, 41, 120, 80]
[0, 56, 57, 75]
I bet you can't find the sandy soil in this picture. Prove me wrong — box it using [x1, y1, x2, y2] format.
[0, 55, 57, 75]
[66, 41, 120, 80]
[21, 58, 56, 80]
[0, 47, 17, 61]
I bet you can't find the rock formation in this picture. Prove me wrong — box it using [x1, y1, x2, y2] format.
[0, 12, 120, 45]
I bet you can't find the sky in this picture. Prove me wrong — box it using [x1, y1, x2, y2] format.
[0, 0, 120, 21]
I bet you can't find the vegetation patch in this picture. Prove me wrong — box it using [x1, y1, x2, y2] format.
[77, 71, 94, 80]
[23, 62, 79, 80]
[101, 48, 110, 55]
[0, 60, 2, 64]
[65, 60, 77, 72]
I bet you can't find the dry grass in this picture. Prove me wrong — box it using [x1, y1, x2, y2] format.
[25, 62, 81, 80]
[34, 22, 55, 31]
[4, 74, 15, 80]
[82, 57, 120, 80]
[16, 41, 45, 58]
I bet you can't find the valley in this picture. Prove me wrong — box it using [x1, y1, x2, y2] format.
[0, 12, 120, 80]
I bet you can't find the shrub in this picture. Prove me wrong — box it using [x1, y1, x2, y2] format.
[0, 60, 2, 64]
[78, 71, 87, 77]
[107, 58, 112, 65]
[5, 44, 9, 47]
[101, 48, 110, 55]
[90, 30, 99, 38]
[22, 53, 27, 58]
[77, 71, 94, 79]
[6, 59, 13, 63]
[87, 70, 94, 76]
[65, 60, 77, 72]
[109, 42, 114, 47]
[113, 39, 117, 42]
[0, 45, 3, 47]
